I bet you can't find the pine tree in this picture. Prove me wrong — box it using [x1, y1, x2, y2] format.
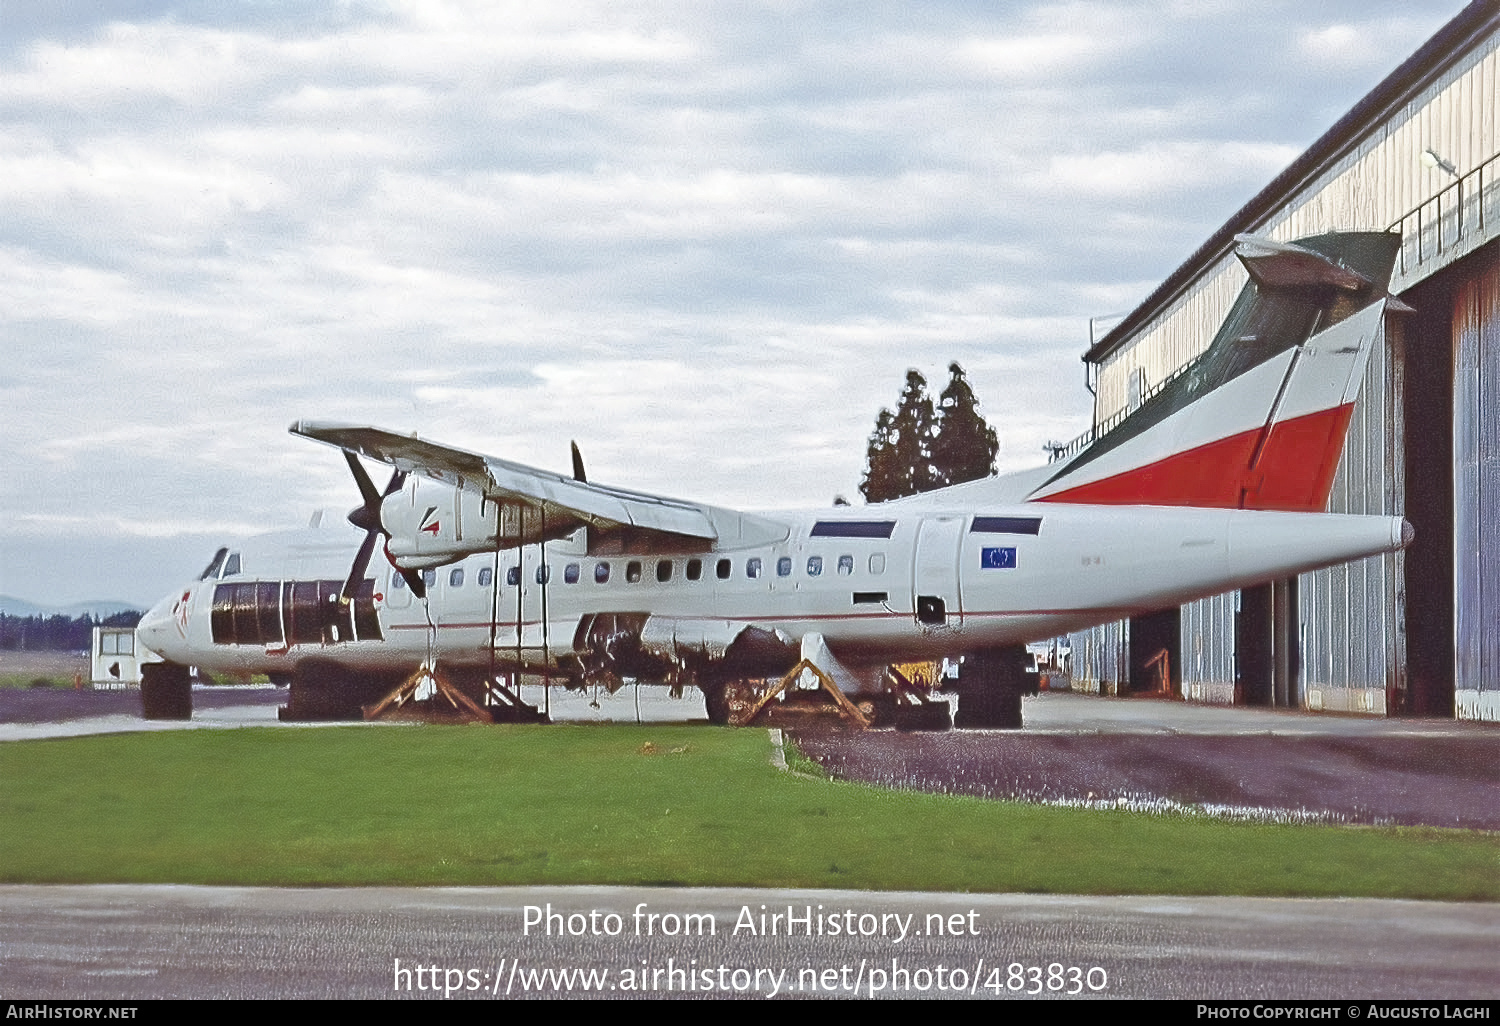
[858, 407, 904, 503]
[860, 370, 938, 502]
[931, 361, 999, 487]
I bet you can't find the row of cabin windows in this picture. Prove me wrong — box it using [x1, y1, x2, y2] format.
[199, 516, 1038, 588]
[394, 553, 888, 592]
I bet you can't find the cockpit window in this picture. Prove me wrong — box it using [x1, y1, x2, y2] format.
[199, 547, 228, 581]
[222, 552, 242, 577]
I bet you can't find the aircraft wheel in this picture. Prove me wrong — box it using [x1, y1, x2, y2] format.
[894, 700, 953, 732]
[701, 681, 731, 725]
[141, 662, 192, 720]
[284, 661, 368, 721]
[955, 646, 1027, 729]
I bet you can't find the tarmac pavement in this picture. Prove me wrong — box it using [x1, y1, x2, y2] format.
[1, 687, 1496, 1000]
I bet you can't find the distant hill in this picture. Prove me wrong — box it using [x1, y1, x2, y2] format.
[0, 596, 144, 619]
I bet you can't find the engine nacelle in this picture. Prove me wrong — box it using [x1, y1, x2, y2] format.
[378, 480, 504, 569]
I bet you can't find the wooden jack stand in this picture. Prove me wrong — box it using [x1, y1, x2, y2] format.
[363, 666, 495, 723]
[737, 659, 872, 730]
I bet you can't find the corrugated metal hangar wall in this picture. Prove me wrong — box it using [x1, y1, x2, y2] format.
[1066, 2, 1500, 721]
[1453, 254, 1500, 721]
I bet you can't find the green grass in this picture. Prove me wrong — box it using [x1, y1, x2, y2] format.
[0, 674, 73, 689]
[1, 725, 1495, 898]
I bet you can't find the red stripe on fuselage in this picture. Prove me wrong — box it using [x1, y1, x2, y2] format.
[1038, 403, 1355, 512]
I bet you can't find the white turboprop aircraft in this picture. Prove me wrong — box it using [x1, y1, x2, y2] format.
[137, 231, 1413, 728]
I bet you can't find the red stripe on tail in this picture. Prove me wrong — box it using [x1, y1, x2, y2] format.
[1038, 404, 1355, 512]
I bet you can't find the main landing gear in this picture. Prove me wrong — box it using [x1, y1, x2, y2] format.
[955, 645, 1032, 729]
[277, 659, 395, 721]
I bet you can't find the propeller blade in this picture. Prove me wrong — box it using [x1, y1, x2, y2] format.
[346, 462, 405, 535]
[342, 449, 423, 601]
[341, 529, 379, 603]
[571, 440, 586, 483]
[344, 451, 382, 508]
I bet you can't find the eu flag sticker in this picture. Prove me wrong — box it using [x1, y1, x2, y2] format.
[981, 546, 1017, 569]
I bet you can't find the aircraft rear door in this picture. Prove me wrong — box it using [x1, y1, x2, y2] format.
[913, 516, 964, 628]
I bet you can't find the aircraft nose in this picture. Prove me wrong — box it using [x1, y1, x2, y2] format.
[1400, 519, 1416, 548]
[136, 592, 178, 658]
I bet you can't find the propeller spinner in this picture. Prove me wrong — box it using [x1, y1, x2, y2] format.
[341, 451, 425, 601]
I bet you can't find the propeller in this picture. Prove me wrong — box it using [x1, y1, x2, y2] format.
[570, 440, 586, 483]
[341, 451, 426, 601]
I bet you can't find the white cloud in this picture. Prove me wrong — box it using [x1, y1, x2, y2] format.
[0, 0, 1469, 604]
[1297, 18, 1446, 71]
[1044, 140, 1301, 199]
[956, 33, 1119, 80]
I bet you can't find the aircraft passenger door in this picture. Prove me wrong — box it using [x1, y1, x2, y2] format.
[385, 564, 413, 609]
[913, 516, 964, 627]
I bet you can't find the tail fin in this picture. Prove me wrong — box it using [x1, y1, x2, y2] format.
[1032, 231, 1401, 512]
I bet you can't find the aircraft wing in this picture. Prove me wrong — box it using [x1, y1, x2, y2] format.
[290, 421, 719, 542]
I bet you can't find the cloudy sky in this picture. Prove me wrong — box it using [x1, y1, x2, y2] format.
[0, 0, 1465, 608]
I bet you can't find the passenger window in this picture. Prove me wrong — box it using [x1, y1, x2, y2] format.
[450, 568, 464, 587]
[506, 566, 521, 586]
[564, 563, 580, 584]
[838, 554, 854, 576]
[777, 556, 792, 577]
[536, 564, 551, 584]
[747, 557, 762, 579]
[869, 553, 886, 575]
[422, 568, 437, 589]
[627, 560, 642, 583]
[595, 562, 610, 584]
[223, 552, 242, 577]
[716, 558, 731, 580]
[807, 556, 823, 577]
[687, 558, 702, 581]
[657, 560, 673, 583]
[478, 567, 492, 588]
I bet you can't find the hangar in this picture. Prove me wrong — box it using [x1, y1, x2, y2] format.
[1064, 0, 1500, 722]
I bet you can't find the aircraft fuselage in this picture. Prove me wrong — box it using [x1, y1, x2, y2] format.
[138, 496, 1408, 688]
